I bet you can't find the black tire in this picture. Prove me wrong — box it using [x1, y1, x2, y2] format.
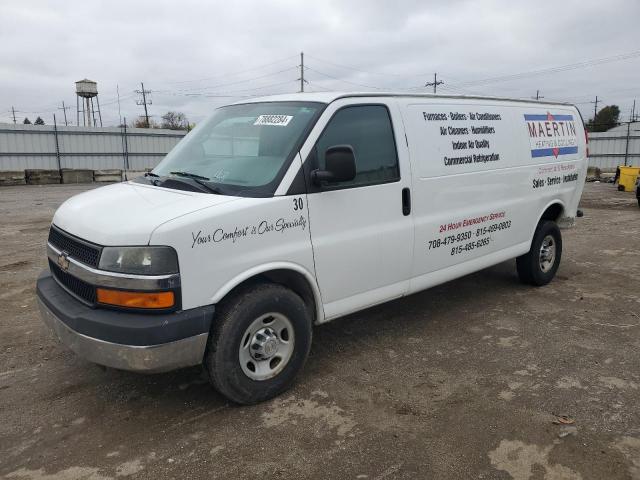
[204, 283, 312, 405]
[516, 220, 562, 286]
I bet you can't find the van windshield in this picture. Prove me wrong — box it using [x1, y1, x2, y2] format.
[152, 101, 324, 196]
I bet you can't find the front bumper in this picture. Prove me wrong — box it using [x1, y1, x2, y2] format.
[36, 269, 215, 373]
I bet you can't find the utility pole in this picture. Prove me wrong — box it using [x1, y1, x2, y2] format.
[591, 95, 600, 123]
[533, 90, 544, 101]
[11, 106, 16, 124]
[135, 82, 152, 127]
[624, 120, 631, 166]
[52, 114, 61, 172]
[425, 73, 444, 94]
[121, 116, 129, 175]
[117, 84, 122, 125]
[298, 52, 306, 93]
[630, 99, 636, 122]
[58, 101, 70, 126]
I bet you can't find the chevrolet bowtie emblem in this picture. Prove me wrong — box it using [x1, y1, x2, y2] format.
[57, 252, 70, 272]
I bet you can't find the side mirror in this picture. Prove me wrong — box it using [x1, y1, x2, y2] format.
[312, 145, 356, 185]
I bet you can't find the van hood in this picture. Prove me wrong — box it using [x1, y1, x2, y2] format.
[52, 182, 240, 246]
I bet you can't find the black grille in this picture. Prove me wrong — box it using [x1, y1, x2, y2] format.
[49, 259, 97, 305]
[48, 226, 101, 268]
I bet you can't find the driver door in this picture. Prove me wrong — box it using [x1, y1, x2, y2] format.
[302, 100, 414, 320]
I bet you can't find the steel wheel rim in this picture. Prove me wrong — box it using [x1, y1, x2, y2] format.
[539, 235, 556, 273]
[239, 312, 295, 381]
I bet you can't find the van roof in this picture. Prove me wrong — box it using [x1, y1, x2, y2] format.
[233, 92, 575, 108]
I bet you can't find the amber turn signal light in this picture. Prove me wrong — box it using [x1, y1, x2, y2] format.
[96, 288, 175, 309]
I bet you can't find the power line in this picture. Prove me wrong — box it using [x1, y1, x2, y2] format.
[155, 79, 297, 98]
[305, 66, 386, 90]
[307, 49, 640, 93]
[155, 92, 248, 99]
[305, 54, 433, 78]
[160, 67, 299, 94]
[437, 85, 479, 96]
[400, 51, 640, 94]
[100, 93, 136, 107]
[5, 50, 636, 130]
[11, 106, 59, 115]
[455, 49, 640, 88]
[428, 83, 476, 95]
[560, 87, 639, 102]
[10, 49, 637, 124]
[305, 81, 332, 92]
[161, 55, 298, 85]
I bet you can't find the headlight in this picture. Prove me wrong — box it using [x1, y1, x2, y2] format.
[98, 246, 179, 275]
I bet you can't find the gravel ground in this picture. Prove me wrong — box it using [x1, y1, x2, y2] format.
[0, 182, 639, 480]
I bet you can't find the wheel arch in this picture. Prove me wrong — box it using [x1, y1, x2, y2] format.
[526, 200, 566, 249]
[537, 201, 566, 225]
[211, 263, 324, 324]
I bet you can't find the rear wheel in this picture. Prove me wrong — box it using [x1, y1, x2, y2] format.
[204, 283, 312, 405]
[516, 220, 562, 286]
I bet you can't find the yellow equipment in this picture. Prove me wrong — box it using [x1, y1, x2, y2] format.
[617, 166, 640, 192]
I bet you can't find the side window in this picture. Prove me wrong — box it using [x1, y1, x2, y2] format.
[316, 105, 399, 188]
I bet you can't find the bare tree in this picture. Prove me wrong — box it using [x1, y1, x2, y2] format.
[133, 117, 159, 128]
[161, 111, 189, 130]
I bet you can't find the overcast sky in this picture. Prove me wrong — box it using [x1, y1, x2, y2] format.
[1, 0, 639, 126]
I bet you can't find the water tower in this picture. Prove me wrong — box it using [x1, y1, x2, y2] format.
[75, 79, 102, 127]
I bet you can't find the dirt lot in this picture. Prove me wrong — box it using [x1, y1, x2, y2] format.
[0, 182, 639, 480]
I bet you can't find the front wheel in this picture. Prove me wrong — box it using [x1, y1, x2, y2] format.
[516, 220, 562, 286]
[204, 283, 312, 405]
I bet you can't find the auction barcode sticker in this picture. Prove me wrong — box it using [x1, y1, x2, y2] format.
[254, 114, 293, 126]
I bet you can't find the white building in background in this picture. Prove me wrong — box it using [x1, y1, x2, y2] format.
[604, 121, 640, 134]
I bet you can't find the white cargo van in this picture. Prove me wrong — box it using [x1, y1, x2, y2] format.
[37, 93, 587, 404]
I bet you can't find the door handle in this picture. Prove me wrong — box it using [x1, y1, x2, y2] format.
[402, 187, 411, 216]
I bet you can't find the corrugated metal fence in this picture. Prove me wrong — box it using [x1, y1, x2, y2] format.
[1, 122, 638, 173]
[0, 123, 186, 171]
[588, 124, 640, 171]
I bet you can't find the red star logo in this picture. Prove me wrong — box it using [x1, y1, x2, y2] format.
[547, 112, 559, 158]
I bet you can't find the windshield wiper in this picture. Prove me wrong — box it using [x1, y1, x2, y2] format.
[194, 181, 224, 195]
[167, 171, 224, 195]
[169, 171, 210, 181]
[145, 171, 160, 177]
